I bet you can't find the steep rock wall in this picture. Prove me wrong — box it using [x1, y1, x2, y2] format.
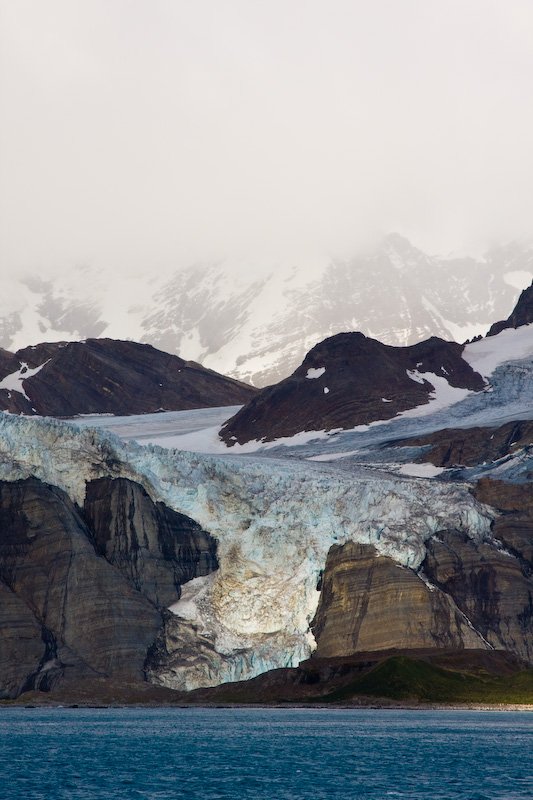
[311, 532, 533, 665]
[0, 475, 219, 699]
[423, 530, 533, 663]
[311, 542, 487, 658]
[84, 477, 218, 608]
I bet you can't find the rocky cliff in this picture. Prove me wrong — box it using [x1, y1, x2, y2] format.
[84, 477, 218, 608]
[310, 523, 533, 664]
[311, 542, 487, 657]
[0, 475, 218, 699]
[0, 338, 256, 416]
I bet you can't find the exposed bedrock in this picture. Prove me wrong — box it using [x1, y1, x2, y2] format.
[0, 580, 47, 699]
[472, 479, 533, 573]
[0, 338, 256, 417]
[84, 477, 218, 608]
[311, 542, 487, 658]
[0, 476, 219, 699]
[402, 420, 533, 469]
[221, 333, 484, 444]
[311, 535, 533, 664]
[423, 530, 533, 663]
[488, 281, 533, 336]
[0, 478, 162, 696]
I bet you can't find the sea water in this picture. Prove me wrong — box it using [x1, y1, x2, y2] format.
[0, 708, 531, 799]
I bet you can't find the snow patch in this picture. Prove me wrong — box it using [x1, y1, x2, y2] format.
[307, 449, 361, 462]
[397, 463, 445, 478]
[148, 424, 346, 454]
[306, 367, 325, 379]
[464, 324, 533, 377]
[0, 360, 51, 400]
[407, 369, 427, 385]
[399, 372, 472, 419]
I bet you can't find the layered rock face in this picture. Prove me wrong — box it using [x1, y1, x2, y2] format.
[221, 333, 485, 444]
[311, 532, 533, 664]
[402, 420, 533, 469]
[0, 338, 256, 416]
[423, 530, 533, 662]
[472, 480, 533, 578]
[0, 476, 218, 699]
[84, 477, 218, 608]
[311, 542, 487, 658]
[0, 581, 47, 699]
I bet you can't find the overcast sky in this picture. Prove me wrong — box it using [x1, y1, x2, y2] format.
[1, 0, 533, 277]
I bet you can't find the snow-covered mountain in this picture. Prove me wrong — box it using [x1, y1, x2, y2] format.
[2, 234, 533, 387]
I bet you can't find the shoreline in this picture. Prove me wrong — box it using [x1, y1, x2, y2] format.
[3, 700, 533, 712]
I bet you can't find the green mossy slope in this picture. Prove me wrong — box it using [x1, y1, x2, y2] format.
[320, 657, 533, 704]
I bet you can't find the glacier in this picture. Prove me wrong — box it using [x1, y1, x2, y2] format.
[0, 409, 494, 690]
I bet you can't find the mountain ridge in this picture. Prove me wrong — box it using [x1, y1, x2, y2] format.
[0, 338, 256, 416]
[2, 234, 532, 386]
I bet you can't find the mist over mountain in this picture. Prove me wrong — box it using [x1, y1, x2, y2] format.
[2, 235, 532, 387]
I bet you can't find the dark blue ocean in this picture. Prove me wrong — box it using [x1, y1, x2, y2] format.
[0, 708, 531, 799]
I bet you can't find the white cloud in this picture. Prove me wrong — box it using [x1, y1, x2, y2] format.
[1, 0, 533, 277]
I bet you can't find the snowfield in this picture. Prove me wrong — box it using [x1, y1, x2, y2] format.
[463, 322, 533, 376]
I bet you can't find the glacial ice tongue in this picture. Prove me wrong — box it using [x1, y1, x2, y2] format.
[0, 412, 494, 690]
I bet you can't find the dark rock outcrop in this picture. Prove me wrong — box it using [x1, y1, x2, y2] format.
[0, 347, 18, 378]
[0, 579, 47, 699]
[0, 478, 162, 696]
[472, 479, 533, 576]
[310, 534, 533, 665]
[423, 529, 533, 663]
[0, 476, 219, 699]
[0, 338, 256, 416]
[84, 477, 218, 608]
[221, 333, 484, 444]
[400, 419, 533, 469]
[310, 542, 487, 658]
[487, 281, 533, 336]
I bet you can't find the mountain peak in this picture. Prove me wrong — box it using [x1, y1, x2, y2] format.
[487, 280, 533, 337]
